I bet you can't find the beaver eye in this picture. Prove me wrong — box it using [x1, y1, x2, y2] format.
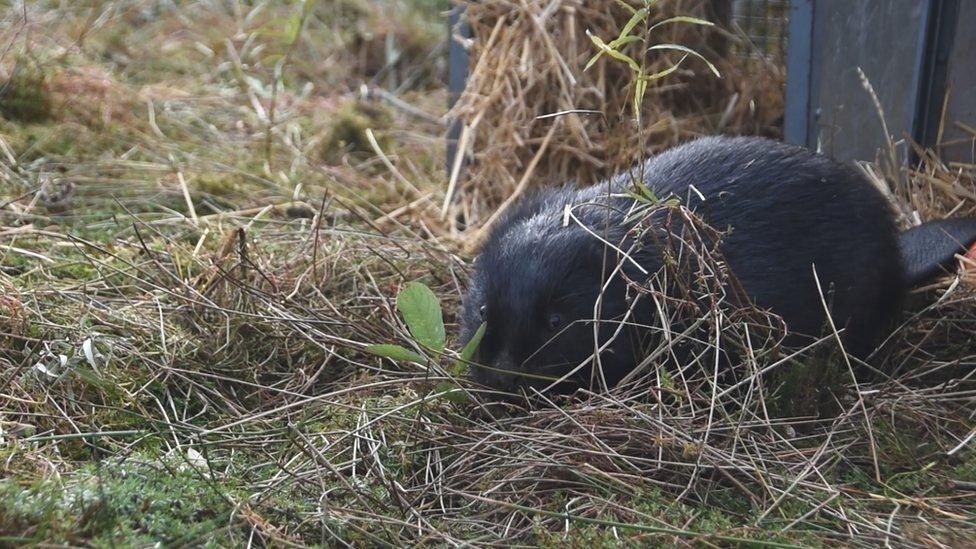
[547, 313, 563, 330]
[479, 305, 487, 321]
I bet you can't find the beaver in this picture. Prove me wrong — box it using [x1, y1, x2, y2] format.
[459, 136, 976, 394]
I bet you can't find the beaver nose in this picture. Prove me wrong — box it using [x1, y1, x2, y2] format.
[471, 352, 523, 393]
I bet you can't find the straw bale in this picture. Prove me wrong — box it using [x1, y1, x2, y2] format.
[447, 0, 785, 234]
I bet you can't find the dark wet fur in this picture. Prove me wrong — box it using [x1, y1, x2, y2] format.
[460, 136, 976, 393]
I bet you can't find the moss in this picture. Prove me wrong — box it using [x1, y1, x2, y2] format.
[49, 261, 100, 281]
[0, 57, 54, 123]
[194, 172, 245, 197]
[0, 455, 241, 546]
[317, 102, 393, 164]
[528, 487, 807, 547]
[766, 350, 849, 420]
[0, 119, 130, 164]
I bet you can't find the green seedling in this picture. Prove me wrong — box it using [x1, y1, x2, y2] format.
[366, 281, 484, 403]
[584, 1, 718, 126]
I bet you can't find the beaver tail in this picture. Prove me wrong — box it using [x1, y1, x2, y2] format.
[899, 218, 976, 287]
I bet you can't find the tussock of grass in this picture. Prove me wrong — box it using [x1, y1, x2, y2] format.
[0, 56, 53, 123]
[1, 0, 975, 547]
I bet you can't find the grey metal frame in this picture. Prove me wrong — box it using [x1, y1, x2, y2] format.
[783, 0, 816, 147]
[784, 0, 964, 161]
[910, 0, 960, 151]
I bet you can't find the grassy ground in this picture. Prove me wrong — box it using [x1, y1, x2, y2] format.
[1, 1, 975, 547]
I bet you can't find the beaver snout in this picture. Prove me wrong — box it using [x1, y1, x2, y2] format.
[470, 352, 525, 393]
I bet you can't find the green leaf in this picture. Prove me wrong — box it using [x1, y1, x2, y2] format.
[636, 182, 659, 202]
[607, 34, 643, 50]
[454, 322, 486, 374]
[587, 30, 640, 72]
[286, 1, 307, 44]
[648, 15, 714, 33]
[585, 34, 642, 72]
[460, 322, 486, 362]
[286, 10, 303, 43]
[613, 0, 637, 15]
[633, 69, 648, 118]
[435, 381, 470, 404]
[72, 366, 112, 390]
[364, 344, 426, 364]
[643, 55, 687, 81]
[623, 190, 644, 204]
[647, 44, 721, 78]
[285, 0, 317, 44]
[396, 281, 445, 352]
[583, 51, 603, 72]
[618, 8, 648, 41]
[660, 368, 674, 390]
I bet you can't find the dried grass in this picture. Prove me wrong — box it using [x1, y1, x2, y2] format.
[6, 187, 972, 546]
[0, 1, 975, 547]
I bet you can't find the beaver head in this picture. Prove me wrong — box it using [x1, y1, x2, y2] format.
[460, 191, 651, 395]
